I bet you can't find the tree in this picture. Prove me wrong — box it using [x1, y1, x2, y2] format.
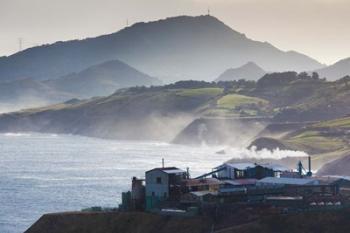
[311, 72, 319, 80]
[298, 72, 309, 80]
[341, 75, 350, 88]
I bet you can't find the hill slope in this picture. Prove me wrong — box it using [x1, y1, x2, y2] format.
[25, 210, 350, 233]
[0, 15, 323, 82]
[215, 62, 266, 81]
[0, 78, 74, 113]
[0, 86, 218, 141]
[317, 154, 350, 176]
[0, 60, 159, 112]
[250, 116, 350, 170]
[45, 60, 160, 98]
[316, 58, 350, 81]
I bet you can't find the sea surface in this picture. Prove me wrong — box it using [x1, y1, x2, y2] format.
[0, 133, 307, 233]
[0, 133, 230, 233]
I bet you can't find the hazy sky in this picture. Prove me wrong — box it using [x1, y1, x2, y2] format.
[1, 0, 349, 65]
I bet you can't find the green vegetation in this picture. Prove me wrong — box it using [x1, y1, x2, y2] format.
[313, 117, 350, 128]
[217, 94, 268, 109]
[251, 114, 350, 169]
[175, 88, 223, 97]
[285, 135, 346, 154]
[284, 116, 350, 154]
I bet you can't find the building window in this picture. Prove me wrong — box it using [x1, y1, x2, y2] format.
[235, 170, 245, 178]
[152, 192, 155, 196]
[163, 192, 167, 198]
[156, 177, 162, 184]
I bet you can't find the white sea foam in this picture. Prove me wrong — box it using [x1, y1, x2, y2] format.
[3, 132, 32, 137]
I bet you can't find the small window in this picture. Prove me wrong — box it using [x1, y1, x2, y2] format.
[156, 177, 162, 184]
[235, 170, 245, 178]
[152, 192, 155, 196]
[163, 192, 167, 198]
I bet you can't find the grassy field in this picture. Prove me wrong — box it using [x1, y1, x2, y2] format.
[313, 117, 350, 128]
[285, 135, 346, 154]
[217, 94, 268, 109]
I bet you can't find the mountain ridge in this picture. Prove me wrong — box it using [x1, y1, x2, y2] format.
[0, 15, 324, 82]
[316, 57, 350, 81]
[215, 62, 266, 81]
[0, 59, 160, 112]
[45, 59, 160, 98]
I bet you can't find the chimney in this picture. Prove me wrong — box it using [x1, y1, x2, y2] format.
[307, 156, 313, 177]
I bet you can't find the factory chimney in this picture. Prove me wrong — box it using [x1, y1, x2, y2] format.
[307, 155, 312, 177]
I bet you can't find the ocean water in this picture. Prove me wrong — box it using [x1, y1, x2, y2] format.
[0, 133, 307, 233]
[0, 133, 230, 233]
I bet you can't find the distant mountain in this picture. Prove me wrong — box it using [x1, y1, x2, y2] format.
[45, 59, 161, 98]
[0, 60, 160, 112]
[0, 15, 324, 83]
[317, 153, 350, 176]
[215, 62, 266, 81]
[0, 78, 74, 113]
[316, 57, 350, 81]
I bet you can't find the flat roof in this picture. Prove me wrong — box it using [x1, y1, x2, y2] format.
[146, 167, 186, 174]
[258, 177, 318, 185]
[216, 162, 290, 172]
[218, 163, 256, 170]
[163, 169, 186, 174]
[314, 176, 350, 185]
[223, 179, 257, 186]
[266, 196, 303, 201]
[190, 191, 218, 197]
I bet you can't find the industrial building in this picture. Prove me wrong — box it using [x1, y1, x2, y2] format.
[120, 157, 350, 215]
[145, 167, 187, 210]
[213, 162, 289, 180]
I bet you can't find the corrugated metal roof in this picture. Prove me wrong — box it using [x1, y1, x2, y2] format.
[146, 167, 185, 174]
[257, 177, 319, 185]
[314, 176, 350, 185]
[224, 163, 256, 170]
[266, 196, 303, 200]
[216, 162, 290, 171]
[190, 191, 218, 197]
[223, 179, 257, 186]
[163, 169, 186, 174]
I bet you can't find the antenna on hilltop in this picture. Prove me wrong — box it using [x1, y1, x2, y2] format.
[18, 38, 23, 52]
[207, 7, 210, 16]
[126, 18, 129, 27]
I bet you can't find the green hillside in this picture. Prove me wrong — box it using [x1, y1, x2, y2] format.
[2, 74, 350, 155]
[217, 94, 268, 108]
[251, 116, 350, 169]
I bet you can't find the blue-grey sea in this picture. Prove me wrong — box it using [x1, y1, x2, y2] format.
[0, 133, 229, 233]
